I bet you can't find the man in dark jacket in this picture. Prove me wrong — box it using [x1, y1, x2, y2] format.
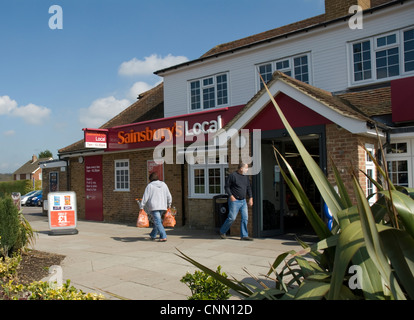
[220, 162, 253, 240]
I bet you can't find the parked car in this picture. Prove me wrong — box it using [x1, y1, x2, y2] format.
[20, 190, 38, 206]
[26, 190, 43, 207]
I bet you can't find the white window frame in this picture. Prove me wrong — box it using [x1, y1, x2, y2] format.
[188, 157, 229, 199]
[256, 52, 311, 91]
[188, 72, 229, 112]
[365, 143, 377, 205]
[349, 26, 414, 87]
[385, 139, 414, 188]
[114, 159, 130, 191]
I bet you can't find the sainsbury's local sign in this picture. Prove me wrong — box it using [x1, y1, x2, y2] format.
[83, 129, 108, 149]
[117, 115, 222, 145]
[84, 106, 244, 151]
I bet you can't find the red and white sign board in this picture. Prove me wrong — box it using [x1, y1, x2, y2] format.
[84, 129, 108, 149]
[48, 192, 78, 235]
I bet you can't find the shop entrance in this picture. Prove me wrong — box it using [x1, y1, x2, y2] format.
[254, 130, 325, 237]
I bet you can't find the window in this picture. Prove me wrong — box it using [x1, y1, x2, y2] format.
[385, 140, 413, 188]
[404, 29, 414, 72]
[257, 53, 310, 91]
[189, 73, 229, 111]
[189, 156, 229, 198]
[387, 160, 409, 187]
[365, 144, 376, 205]
[351, 27, 414, 84]
[258, 64, 273, 89]
[115, 160, 130, 191]
[375, 34, 399, 79]
[293, 55, 309, 83]
[353, 41, 372, 82]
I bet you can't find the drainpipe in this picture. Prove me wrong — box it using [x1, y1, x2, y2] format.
[181, 163, 186, 226]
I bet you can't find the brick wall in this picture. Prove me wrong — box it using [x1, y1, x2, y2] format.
[325, 0, 371, 21]
[101, 150, 183, 225]
[326, 124, 378, 204]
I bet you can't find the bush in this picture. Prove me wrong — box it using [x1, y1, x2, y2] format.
[181, 266, 230, 300]
[0, 198, 35, 258]
[0, 198, 21, 258]
[1, 279, 105, 300]
[0, 249, 21, 281]
[0, 180, 37, 199]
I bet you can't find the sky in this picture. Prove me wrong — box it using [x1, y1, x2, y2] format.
[0, 0, 325, 173]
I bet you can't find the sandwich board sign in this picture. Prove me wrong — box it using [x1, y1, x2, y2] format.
[47, 191, 78, 235]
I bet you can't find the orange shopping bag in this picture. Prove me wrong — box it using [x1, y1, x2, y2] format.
[163, 208, 176, 227]
[137, 209, 149, 228]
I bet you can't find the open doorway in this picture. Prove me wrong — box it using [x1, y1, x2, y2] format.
[282, 137, 321, 235]
[256, 134, 323, 237]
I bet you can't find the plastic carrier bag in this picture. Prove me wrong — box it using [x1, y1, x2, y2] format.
[163, 208, 176, 227]
[137, 209, 149, 228]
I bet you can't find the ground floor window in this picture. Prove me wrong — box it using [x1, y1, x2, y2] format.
[365, 144, 377, 205]
[188, 157, 229, 198]
[115, 159, 130, 191]
[386, 139, 414, 188]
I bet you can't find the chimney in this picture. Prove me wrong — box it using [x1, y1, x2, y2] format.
[325, 0, 372, 21]
[31, 154, 38, 163]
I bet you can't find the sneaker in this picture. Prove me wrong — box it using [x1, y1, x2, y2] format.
[220, 233, 227, 239]
[241, 236, 253, 241]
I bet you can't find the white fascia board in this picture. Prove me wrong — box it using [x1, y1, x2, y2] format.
[223, 80, 369, 140]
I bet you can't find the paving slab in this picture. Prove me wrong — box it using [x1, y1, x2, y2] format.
[24, 208, 307, 300]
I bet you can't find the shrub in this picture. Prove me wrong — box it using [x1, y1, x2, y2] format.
[0, 247, 21, 281]
[0, 198, 35, 258]
[0, 180, 37, 199]
[181, 266, 230, 300]
[0, 198, 21, 258]
[1, 279, 106, 300]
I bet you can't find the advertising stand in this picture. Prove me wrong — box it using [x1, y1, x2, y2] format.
[47, 191, 78, 235]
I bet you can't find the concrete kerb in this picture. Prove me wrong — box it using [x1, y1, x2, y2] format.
[25, 209, 305, 300]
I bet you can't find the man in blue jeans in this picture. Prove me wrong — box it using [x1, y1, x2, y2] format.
[220, 162, 254, 241]
[141, 172, 172, 242]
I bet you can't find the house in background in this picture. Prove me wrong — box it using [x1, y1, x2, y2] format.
[13, 154, 53, 184]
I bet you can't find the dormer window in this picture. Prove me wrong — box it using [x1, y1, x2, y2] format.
[189, 73, 229, 111]
[257, 53, 310, 91]
[350, 27, 414, 85]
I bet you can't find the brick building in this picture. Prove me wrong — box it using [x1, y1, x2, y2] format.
[42, 0, 414, 237]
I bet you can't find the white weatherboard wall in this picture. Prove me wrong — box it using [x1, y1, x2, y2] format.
[162, 2, 414, 118]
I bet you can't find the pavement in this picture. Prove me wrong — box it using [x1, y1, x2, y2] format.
[23, 207, 305, 300]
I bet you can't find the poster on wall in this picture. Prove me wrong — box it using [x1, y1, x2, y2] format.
[49, 171, 59, 192]
[147, 160, 164, 181]
[47, 191, 78, 235]
[85, 155, 104, 221]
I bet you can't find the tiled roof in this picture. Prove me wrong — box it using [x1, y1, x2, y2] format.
[337, 87, 391, 117]
[201, 0, 396, 59]
[223, 71, 384, 131]
[14, 157, 52, 175]
[59, 83, 164, 155]
[200, 14, 326, 58]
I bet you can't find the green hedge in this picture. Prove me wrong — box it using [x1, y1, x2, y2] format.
[0, 180, 41, 199]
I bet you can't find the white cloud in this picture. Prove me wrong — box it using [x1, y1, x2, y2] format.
[12, 103, 51, 125]
[118, 54, 189, 76]
[0, 95, 51, 125]
[79, 96, 130, 128]
[3, 130, 15, 136]
[127, 80, 163, 101]
[0, 96, 18, 115]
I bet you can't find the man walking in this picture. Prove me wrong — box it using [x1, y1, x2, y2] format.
[220, 162, 253, 241]
[141, 172, 172, 242]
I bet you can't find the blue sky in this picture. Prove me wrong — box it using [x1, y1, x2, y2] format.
[0, 0, 324, 173]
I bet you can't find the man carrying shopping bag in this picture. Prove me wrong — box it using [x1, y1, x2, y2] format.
[141, 171, 172, 242]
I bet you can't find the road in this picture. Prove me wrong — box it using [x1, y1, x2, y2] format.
[21, 206, 46, 223]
